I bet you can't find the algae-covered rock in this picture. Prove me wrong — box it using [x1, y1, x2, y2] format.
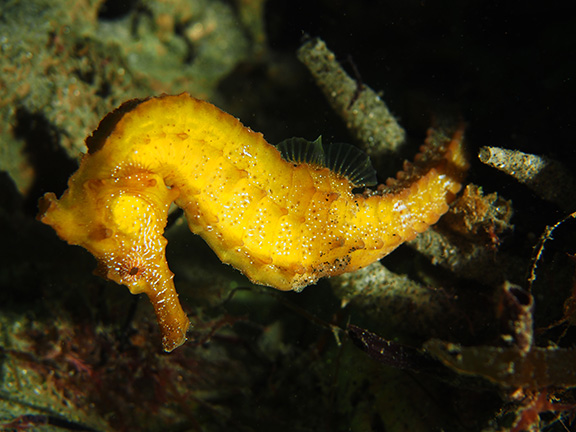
[0, 0, 251, 195]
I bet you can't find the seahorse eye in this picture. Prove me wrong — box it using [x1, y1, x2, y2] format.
[128, 266, 140, 276]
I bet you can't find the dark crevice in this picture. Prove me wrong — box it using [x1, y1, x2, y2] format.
[129, 4, 154, 39]
[72, 40, 96, 84]
[97, 0, 139, 21]
[12, 107, 78, 216]
[175, 19, 197, 65]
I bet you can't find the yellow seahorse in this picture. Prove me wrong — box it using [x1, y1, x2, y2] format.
[38, 93, 468, 351]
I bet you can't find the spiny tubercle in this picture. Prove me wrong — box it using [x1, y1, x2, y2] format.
[37, 93, 468, 351]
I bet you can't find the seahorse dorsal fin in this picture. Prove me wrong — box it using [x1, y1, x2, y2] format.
[276, 136, 325, 166]
[276, 136, 377, 187]
[323, 141, 378, 187]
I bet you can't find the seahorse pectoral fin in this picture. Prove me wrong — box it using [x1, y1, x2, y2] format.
[144, 276, 190, 352]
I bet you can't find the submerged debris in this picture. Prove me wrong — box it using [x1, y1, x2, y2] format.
[297, 37, 406, 159]
[497, 282, 534, 354]
[408, 184, 521, 286]
[333, 262, 454, 336]
[424, 339, 576, 390]
[478, 146, 576, 211]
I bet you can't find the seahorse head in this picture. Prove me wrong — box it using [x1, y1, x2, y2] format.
[38, 170, 178, 295]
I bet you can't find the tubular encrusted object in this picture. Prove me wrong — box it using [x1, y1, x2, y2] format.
[297, 38, 406, 158]
[425, 339, 576, 389]
[37, 93, 468, 351]
[478, 146, 576, 211]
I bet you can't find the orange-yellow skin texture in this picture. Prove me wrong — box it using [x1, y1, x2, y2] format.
[37, 93, 468, 352]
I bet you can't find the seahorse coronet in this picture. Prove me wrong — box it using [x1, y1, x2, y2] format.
[38, 92, 468, 352]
